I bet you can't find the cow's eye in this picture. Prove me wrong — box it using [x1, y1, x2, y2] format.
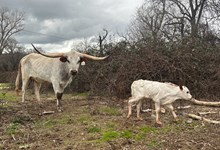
[187, 91, 190, 94]
[78, 57, 84, 64]
[60, 56, 70, 63]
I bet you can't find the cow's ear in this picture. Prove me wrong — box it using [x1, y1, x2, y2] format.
[59, 56, 68, 63]
[179, 85, 183, 90]
[79, 56, 86, 65]
[81, 61, 86, 66]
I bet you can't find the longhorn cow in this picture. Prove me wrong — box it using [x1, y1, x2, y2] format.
[15, 44, 108, 111]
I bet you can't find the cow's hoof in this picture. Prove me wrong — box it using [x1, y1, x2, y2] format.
[57, 107, 63, 112]
[156, 121, 163, 126]
[160, 108, 166, 114]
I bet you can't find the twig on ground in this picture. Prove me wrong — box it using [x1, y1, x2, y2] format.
[39, 111, 55, 116]
[187, 113, 220, 124]
[198, 111, 217, 116]
[177, 105, 191, 109]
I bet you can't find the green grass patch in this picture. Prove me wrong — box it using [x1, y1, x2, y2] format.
[140, 125, 157, 133]
[159, 125, 173, 134]
[134, 125, 158, 141]
[0, 92, 16, 101]
[87, 126, 101, 133]
[147, 140, 161, 149]
[100, 130, 121, 142]
[76, 114, 93, 125]
[98, 129, 134, 142]
[98, 106, 121, 116]
[121, 130, 133, 138]
[39, 120, 57, 129]
[6, 122, 21, 134]
[0, 83, 13, 89]
[105, 121, 117, 130]
[35, 115, 72, 129]
[11, 115, 33, 124]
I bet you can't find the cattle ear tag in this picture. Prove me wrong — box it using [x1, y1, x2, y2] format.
[59, 56, 68, 62]
[81, 61, 86, 66]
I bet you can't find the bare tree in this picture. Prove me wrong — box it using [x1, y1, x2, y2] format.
[0, 38, 25, 71]
[0, 7, 24, 54]
[129, 0, 167, 43]
[131, 0, 220, 43]
[167, 0, 207, 38]
[98, 28, 108, 56]
[4, 38, 22, 54]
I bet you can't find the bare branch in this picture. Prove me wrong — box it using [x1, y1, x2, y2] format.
[0, 8, 24, 54]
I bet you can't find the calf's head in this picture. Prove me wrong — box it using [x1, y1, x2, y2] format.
[178, 86, 192, 100]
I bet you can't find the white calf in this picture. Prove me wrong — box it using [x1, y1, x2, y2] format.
[127, 79, 192, 125]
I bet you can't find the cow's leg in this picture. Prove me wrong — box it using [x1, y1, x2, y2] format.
[21, 77, 29, 102]
[34, 81, 42, 104]
[52, 82, 64, 112]
[136, 99, 143, 120]
[165, 104, 177, 121]
[56, 92, 63, 112]
[155, 102, 162, 125]
[127, 97, 141, 119]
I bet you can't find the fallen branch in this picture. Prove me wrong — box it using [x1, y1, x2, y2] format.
[141, 108, 166, 113]
[198, 111, 217, 116]
[177, 105, 191, 109]
[189, 98, 220, 107]
[39, 111, 55, 116]
[142, 109, 152, 112]
[187, 113, 220, 124]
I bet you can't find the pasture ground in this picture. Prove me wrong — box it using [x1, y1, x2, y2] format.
[0, 90, 220, 150]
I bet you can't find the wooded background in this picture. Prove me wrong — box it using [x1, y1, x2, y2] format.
[0, 0, 220, 100]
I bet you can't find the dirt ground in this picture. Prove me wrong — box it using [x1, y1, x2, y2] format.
[0, 90, 220, 150]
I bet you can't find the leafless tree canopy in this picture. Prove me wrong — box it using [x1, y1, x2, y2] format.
[0, 7, 24, 54]
[130, 0, 220, 42]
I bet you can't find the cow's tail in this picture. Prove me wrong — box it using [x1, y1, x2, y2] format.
[15, 62, 21, 96]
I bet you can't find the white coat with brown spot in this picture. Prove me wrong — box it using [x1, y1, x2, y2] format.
[127, 79, 192, 125]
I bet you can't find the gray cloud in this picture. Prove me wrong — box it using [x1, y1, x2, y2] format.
[0, 0, 143, 51]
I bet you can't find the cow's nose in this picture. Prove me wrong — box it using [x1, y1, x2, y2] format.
[70, 70, 78, 75]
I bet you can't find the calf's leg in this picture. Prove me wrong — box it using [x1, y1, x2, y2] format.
[155, 102, 162, 125]
[165, 104, 177, 121]
[136, 99, 143, 120]
[127, 97, 141, 119]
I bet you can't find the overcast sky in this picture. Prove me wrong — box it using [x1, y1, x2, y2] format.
[1, 0, 143, 52]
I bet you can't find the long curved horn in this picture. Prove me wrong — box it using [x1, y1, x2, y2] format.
[31, 43, 64, 58]
[78, 52, 109, 60]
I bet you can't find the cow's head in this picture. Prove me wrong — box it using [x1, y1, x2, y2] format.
[179, 85, 192, 100]
[31, 44, 108, 76]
